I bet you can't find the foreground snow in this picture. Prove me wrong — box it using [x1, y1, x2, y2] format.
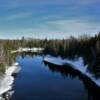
[11, 47, 44, 53]
[44, 56, 100, 88]
[0, 75, 14, 95]
[0, 62, 21, 99]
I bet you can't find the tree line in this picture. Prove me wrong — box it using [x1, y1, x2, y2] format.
[0, 33, 100, 75]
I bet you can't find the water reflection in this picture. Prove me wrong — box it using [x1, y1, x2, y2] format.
[15, 52, 43, 59]
[43, 60, 100, 100]
[0, 50, 100, 100]
[13, 53, 100, 100]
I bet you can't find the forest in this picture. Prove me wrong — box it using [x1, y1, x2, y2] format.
[0, 33, 100, 76]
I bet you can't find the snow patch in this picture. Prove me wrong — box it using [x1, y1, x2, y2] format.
[0, 75, 14, 95]
[5, 63, 21, 76]
[44, 56, 67, 66]
[0, 62, 21, 98]
[11, 47, 44, 53]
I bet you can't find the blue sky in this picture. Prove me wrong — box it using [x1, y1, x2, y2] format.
[0, 0, 100, 39]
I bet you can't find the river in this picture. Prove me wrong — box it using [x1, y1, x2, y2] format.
[10, 54, 100, 100]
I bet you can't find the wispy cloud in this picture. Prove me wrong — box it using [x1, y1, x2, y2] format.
[5, 12, 32, 20]
[0, 19, 99, 39]
[36, 19, 100, 35]
[0, 0, 100, 39]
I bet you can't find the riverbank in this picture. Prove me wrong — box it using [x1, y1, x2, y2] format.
[11, 47, 44, 54]
[43, 56, 100, 88]
[0, 62, 21, 99]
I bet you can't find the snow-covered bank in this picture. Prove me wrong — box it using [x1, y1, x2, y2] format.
[5, 66, 21, 76]
[0, 62, 21, 99]
[43, 56, 100, 88]
[11, 47, 44, 54]
[5, 62, 21, 76]
[0, 75, 14, 95]
[43, 56, 67, 66]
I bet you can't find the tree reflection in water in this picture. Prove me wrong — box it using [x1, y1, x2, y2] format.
[43, 59, 100, 100]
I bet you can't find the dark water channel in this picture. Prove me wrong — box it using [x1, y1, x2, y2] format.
[12, 54, 100, 100]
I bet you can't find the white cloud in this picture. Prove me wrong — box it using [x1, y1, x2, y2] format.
[0, 19, 99, 39]
[38, 19, 100, 34]
[5, 12, 32, 20]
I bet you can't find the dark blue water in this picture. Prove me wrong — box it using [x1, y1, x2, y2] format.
[12, 55, 97, 100]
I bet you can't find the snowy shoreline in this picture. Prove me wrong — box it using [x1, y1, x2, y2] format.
[43, 56, 100, 88]
[11, 47, 44, 54]
[0, 62, 21, 99]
